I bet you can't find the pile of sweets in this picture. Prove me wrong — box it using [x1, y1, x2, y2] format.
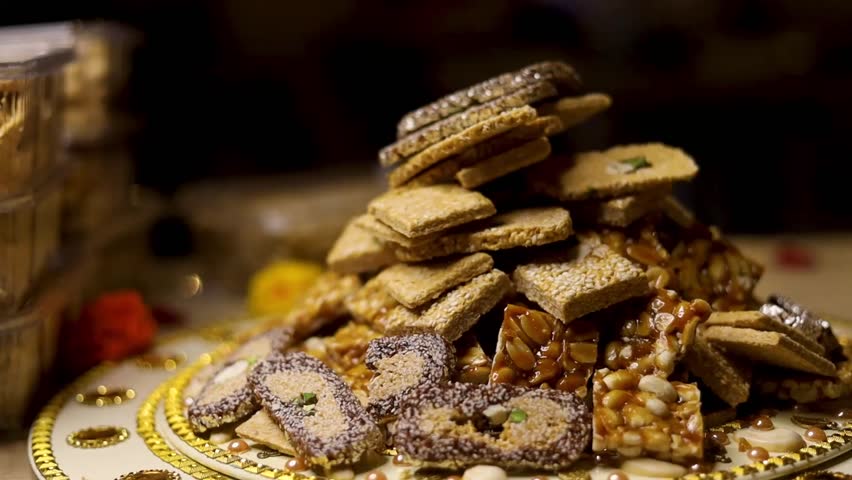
[187, 61, 850, 474]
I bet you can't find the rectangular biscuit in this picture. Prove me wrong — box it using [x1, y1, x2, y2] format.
[387, 105, 538, 186]
[326, 220, 397, 274]
[707, 310, 825, 356]
[456, 136, 552, 189]
[365, 333, 455, 421]
[343, 276, 399, 332]
[249, 352, 384, 468]
[235, 410, 296, 455]
[384, 269, 512, 341]
[684, 334, 751, 407]
[702, 326, 837, 377]
[532, 143, 698, 201]
[535, 93, 612, 134]
[512, 242, 649, 323]
[570, 188, 669, 228]
[376, 252, 494, 309]
[368, 184, 496, 238]
[351, 214, 437, 248]
[283, 272, 361, 337]
[394, 206, 573, 262]
[405, 116, 561, 188]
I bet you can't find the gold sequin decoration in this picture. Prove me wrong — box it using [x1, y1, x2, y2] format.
[135, 352, 187, 370]
[793, 471, 852, 480]
[67, 426, 130, 449]
[75, 385, 136, 406]
[116, 470, 181, 480]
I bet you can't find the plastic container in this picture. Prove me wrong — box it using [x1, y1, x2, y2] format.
[62, 22, 139, 106]
[0, 24, 74, 198]
[0, 174, 62, 313]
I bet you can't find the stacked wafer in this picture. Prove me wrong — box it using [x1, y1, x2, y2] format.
[187, 60, 849, 473]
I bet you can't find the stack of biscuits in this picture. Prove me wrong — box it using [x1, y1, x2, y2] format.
[187, 61, 850, 474]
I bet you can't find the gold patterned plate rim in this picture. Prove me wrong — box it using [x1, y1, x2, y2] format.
[160, 349, 852, 480]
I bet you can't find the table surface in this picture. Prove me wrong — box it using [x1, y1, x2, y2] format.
[3, 234, 852, 479]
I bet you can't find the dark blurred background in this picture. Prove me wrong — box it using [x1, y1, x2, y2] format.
[5, 0, 852, 233]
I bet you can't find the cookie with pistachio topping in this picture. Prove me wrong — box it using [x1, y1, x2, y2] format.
[365, 333, 456, 421]
[393, 382, 590, 470]
[249, 351, 384, 469]
[187, 327, 294, 432]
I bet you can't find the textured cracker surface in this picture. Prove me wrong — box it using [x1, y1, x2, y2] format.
[368, 184, 496, 238]
[533, 143, 698, 201]
[326, 220, 397, 274]
[388, 106, 538, 187]
[380, 83, 554, 167]
[352, 214, 437, 248]
[707, 310, 826, 355]
[405, 115, 561, 188]
[395, 60, 580, 137]
[235, 409, 296, 455]
[684, 334, 751, 407]
[384, 269, 512, 341]
[394, 206, 573, 262]
[536, 93, 612, 134]
[377, 253, 494, 309]
[512, 242, 649, 322]
[393, 382, 590, 469]
[571, 188, 669, 227]
[456, 136, 552, 189]
[703, 326, 837, 377]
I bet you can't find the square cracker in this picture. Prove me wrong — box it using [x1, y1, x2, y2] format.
[236, 409, 296, 455]
[377, 253, 494, 309]
[384, 269, 512, 341]
[535, 93, 612, 134]
[405, 116, 561, 188]
[394, 206, 573, 262]
[326, 220, 397, 274]
[352, 214, 437, 248]
[456, 136, 552, 189]
[570, 188, 669, 227]
[368, 184, 496, 238]
[684, 334, 751, 407]
[703, 326, 836, 377]
[707, 310, 825, 356]
[532, 143, 698, 201]
[512, 242, 649, 322]
[387, 106, 538, 187]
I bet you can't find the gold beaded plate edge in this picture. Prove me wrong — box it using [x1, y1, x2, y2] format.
[160, 348, 852, 480]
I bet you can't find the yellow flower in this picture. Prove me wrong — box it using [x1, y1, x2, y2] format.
[247, 260, 323, 316]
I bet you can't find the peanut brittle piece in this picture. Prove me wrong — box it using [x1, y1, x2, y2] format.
[393, 382, 590, 470]
[454, 333, 492, 384]
[365, 333, 455, 421]
[513, 242, 649, 323]
[344, 276, 399, 332]
[282, 272, 361, 338]
[188, 328, 294, 432]
[592, 369, 703, 463]
[490, 304, 599, 397]
[249, 352, 384, 468]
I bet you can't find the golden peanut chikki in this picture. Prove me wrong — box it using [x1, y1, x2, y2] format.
[512, 242, 649, 323]
[592, 368, 703, 463]
[393, 382, 590, 470]
[344, 276, 399, 333]
[388, 105, 539, 187]
[384, 269, 512, 341]
[405, 116, 561, 188]
[376, 252, 494, 309]
[365, 333, 456, 421]
[684, 333, 751, 407]
[188, 328, 294, 432]
[368, 184, 496, 238]
[249, 352, 384, 468]
[326, 219, 397, 274]
[535, 92, 612, 134]
[395, 60, 580, 138]
[380, 83, 555, 167]
[531, 143, 698, 201]
[456, 136, 552, 189]
[702, 326, 837, 377]
[352, 213, 437, 248]
[281, 272, 362, 338]
[490, 304, 599, 398]
[394, 206, 573, 262]
[454, 333, 492, 384]
[235, 409, 296, 455]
